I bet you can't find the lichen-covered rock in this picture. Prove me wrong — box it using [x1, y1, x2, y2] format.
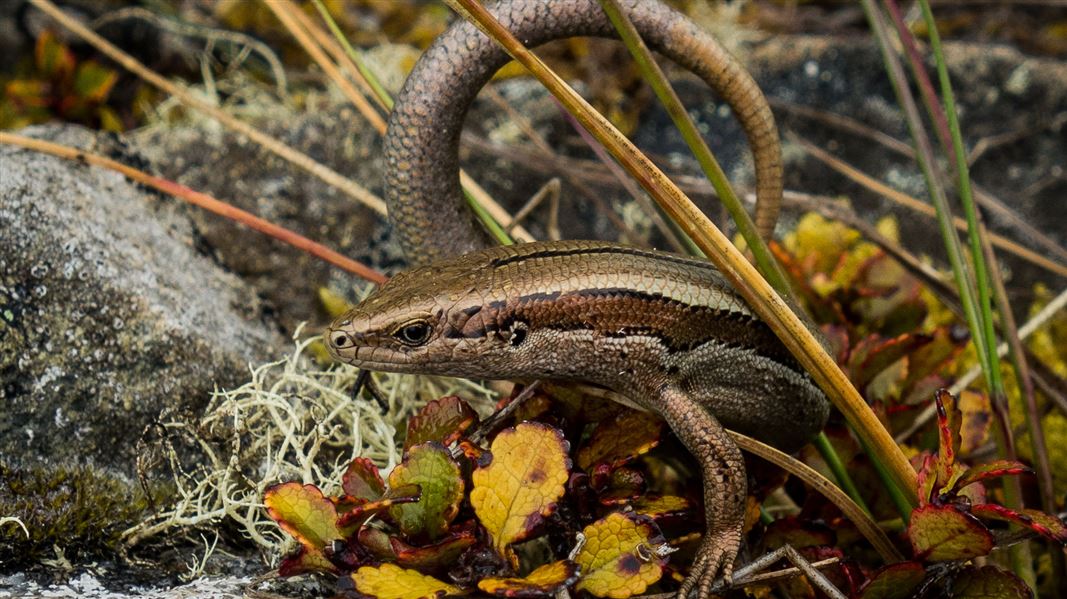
[0, 124, 286, 470]
[132, 102, 396, 332]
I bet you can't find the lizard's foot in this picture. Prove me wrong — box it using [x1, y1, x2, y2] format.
[677, 531, 740, 598]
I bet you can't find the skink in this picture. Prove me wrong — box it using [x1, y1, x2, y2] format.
[326, 1, 830, 596]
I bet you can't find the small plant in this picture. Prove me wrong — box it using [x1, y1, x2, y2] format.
[1, 30, 122, 130]
[266, 392, 679, 597]
[264, 216, 1066, 597]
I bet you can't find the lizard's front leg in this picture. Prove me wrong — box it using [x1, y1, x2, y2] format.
[656, 384, 746, 598]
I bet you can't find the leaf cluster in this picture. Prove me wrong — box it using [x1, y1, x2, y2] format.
[1, 31, 123, 131]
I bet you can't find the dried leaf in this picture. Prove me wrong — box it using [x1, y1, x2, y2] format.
[351, 563, 464, 599]
[406, 395, 479, 449]
[857, 561, 926, 599]
[470, 423, 570, 560]
[577, 411, 663, 471]
[907, 504, 993, 561]
[343, 457, 386, 500]
[950, 565, 1031, 598]
[957, 390, 992, 455]
[632, 495, 692, 519]
[388, 443, 464, 540]
[477, 560, 579, 597]
[575, 512, 667, 598]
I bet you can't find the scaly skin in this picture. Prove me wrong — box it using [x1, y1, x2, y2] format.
[383, 0, 783, 264]
[327, 244, 829, 593]
[330, 1, 818, 594]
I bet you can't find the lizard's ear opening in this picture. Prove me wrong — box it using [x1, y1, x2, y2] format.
[393, 319, 433, 346]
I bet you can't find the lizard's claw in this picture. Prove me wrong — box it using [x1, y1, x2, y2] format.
[677, 532, 740, 599]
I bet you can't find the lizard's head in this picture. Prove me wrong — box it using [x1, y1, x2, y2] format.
[324, 248, 535, 378]
[325, 264, 457, 373]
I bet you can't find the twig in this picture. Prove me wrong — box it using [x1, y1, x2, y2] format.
[896, 286, 1067, 442]
[26, 0, 387, 215]
[0, 132, 386, 284]
[791, 134, 1067, 278]
[91, 6, 290, 100]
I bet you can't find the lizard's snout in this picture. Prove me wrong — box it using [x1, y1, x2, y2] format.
[324, 324, 357, 362]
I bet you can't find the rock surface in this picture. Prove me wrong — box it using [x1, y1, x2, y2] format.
[0, 125, 286, 470]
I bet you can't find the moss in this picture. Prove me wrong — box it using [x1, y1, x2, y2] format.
[0, 459, 152, 568]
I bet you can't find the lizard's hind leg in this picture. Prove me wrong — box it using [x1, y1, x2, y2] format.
[656, 384, 746, 598]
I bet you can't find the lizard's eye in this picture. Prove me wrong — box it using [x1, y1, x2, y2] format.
[394, 320, 433, 346]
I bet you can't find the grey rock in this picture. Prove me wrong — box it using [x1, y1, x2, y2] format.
[0, 124, 286, 470]
[132, 103, 396, 332]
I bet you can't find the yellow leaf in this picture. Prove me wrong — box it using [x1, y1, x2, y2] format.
[352, 563, 464, 599]
[263, 482, 340, 550]
[477, 560, 579, 596]
[575, 512, 667, 598]
[470, 423, 570, 560]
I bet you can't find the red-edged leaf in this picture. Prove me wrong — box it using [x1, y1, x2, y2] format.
[337, 492, 421, 529]
[950, 565, 1031, 598]
[907, 504, 993, 561]
[478, 560, 579, 597]
[934, 389, 962, 491]
[277, 545, 339, 577]
[392, 529, 479, 571]
[857, 561, 926, 599]
[343, 457, 386, 500]
[406, 395, 479, 449]
[358, 526, 397, 560]
[971, 504, 1067, 544]
[72, 61, 117, 102]
[263, 482, 341, 550]
[388, 443, 464, 540]
[850, 333, 931, 391]
[916, 453, 937, 505]
[950, 460, 1032, 496]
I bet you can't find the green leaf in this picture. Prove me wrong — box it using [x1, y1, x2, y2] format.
[73, 61, 117, 103]
[388, 442, 464, 540]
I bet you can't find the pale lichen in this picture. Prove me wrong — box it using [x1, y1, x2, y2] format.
[123, 326, 497, 562]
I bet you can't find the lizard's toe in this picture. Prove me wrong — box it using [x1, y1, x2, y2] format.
[676, 534, 740, 598]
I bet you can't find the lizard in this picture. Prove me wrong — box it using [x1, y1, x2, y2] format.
[325, 1, 830, 596]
